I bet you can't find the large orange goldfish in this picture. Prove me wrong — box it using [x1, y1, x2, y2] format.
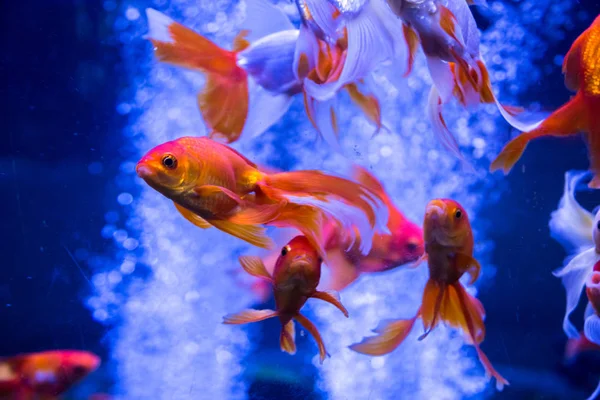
[223, 236, 349, 363]
[136, 137, 386, 253]
[0, 350, 100, 399]
[145, 2, 382, 148]
[491, 15, 600, 187]
[350, 199, 508, 390]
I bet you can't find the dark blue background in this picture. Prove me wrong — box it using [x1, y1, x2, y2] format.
[2, 1, 600, 399]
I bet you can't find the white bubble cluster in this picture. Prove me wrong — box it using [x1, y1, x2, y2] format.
[90, 0, 580, 399]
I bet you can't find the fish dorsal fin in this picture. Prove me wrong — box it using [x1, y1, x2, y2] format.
[241, 0, 294, 42]
[233, 29, 251, 52]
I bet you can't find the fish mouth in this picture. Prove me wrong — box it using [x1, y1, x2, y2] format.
[135, 162, 154, 179]
[291, 255, 314, 270]
[425, 200, 447, 223]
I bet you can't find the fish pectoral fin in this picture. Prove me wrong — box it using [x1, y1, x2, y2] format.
[280, 320, 297, 355]
[238, 256, 273, 281]
[349, 317, 417, 356]
[173, 202, 212, 229]
[222, 309, 278, 324]
[295, 312, 328, 364]
[455, 252, 481, 285]
[208, 219, 275, 249]
[194, 185, 243, 204]
[226, 202, 282, 226]
[312, 290, 349, 317]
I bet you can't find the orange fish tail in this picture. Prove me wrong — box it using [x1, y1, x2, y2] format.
[280, 320, 297, 355]
[259, 171, 382, 228]
[349, 316, 418, 356]
[145, 9, 249, 142]
[448, 282, 509, 390]
[419, 279, 445, 339]
[490, 92, 587, 174]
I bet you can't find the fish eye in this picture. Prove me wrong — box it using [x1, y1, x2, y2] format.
[454, 209, 462, 219]
[72, 365, 87, 376]
[162, 154, 177, 169]
[406, 241, 418, 252]
[281, 245, 290, 257]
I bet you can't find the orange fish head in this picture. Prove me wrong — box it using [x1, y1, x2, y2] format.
[587, 271, 600, 315]
[136, 141, 199, 195]
[389, 220, 424, 264]
[273, 236, 322, 289]
[58, 351, 101, 381]
[423, 199, 472, 248]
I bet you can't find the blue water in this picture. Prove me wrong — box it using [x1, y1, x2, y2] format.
[3, 0, 600, 399]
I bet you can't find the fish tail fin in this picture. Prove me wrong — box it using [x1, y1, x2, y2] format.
[295, 312, 329, 363]
[349, 316, 418, 355]
[443, 282, 509, 390]
[145, 8, 250, 143]
[222, 309, 278, 324]
[280, 320, 297, 355]
[259, 170, 387, 232]
[345, 83, 383, 133]
[490, 92, 587, 174]
[402, 24, 419, 77]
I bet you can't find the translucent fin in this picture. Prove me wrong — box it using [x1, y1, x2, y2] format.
[491, 93, 586, 174]
[241, 83, 293, 139]
[553, 248, 600, 338]
[222, 308, 278, 324]
[402, 24, 419, 77]
[303, 0, 340, 39]
[303, 94, 343, 152]
[295, 312, 328, 363]
[145, 9, 175, 43]
[426, 56, 455, 102]
[586, 379, 600, 400]
[419, 279, 446, 340]
[238, 255, 273, 281]
[345, 82, 383, 132]
[174, 203, 211, 229]
[280, 320, 297, 354]
[549, 170, 594, 253]
[294, 24, 319, 80]
[322, 248, 361, 291]
[241, 0, 295, 42]
[455, 252, 482, 285]
[349, 317, 417, 356]
[209, 219, 275, 249]
[312, 290, 349, 317]
[585, 314, 600, 346]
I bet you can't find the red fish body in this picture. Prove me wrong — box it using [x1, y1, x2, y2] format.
[0, 350, 100, 399]
[223, 236, 349, 362]
[136, 137, 386, 253]
[350, 199, 508, 390]
[491, 15, 600, 187]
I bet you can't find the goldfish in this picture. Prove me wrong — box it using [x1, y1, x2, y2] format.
[223, 235, 349, 362]
[145, 1, 384, 148]
[491, 15, 600, 187]
[0, 350, 100, 399]
[136, 137, 387, 254]
[236, 166, 423, 298]
[349, 198, 508, 390]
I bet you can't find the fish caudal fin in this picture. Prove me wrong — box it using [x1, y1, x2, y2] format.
[145, 9, 249, 143]
[402, 24, 419, 77]
[280, 320, 297, 355]
[490, 92, 587, 174]
[436, 282, 508, 390]
[295, 312, 329, 364]
[345, 83, 383, 133]
[312, 290, 349, 317]
[554, 248, 600, 338]
[222, 309, 278, 324]
[349, 317, 417, 356]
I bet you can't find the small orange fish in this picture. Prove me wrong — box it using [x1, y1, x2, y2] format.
[136, 137, 385, 254]
[223, 236, 349, 362]
[350, 199, 508, 390]
[0, 350, 100, 399]
[491, 15, 600, 187]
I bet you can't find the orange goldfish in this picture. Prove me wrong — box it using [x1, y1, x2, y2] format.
[350, 199, 508, 390]
[145, 2, 383, 148]
[491, 15, 600, 187]
[223, 236, 349, 362]
[0, 350, 100, 399]
[136, 137, 386, 253]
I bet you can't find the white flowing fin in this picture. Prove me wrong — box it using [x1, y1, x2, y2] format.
[293, 24, 320, 80]
[549, 170, 594, 254]
[584, 314, 600, 345]
[240, 81, 293, 139]
[426, 56, 454, 102]
[586, 301, 596, 319]
[304, 0, 400, 101]
[303, 0, 340, 39]
[553, 248, 600, 339]
[304, 95, 343, 153]
[145, 9, 175, 43]
[444, 0, 480, 56]
[242, 0, 295, 42]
